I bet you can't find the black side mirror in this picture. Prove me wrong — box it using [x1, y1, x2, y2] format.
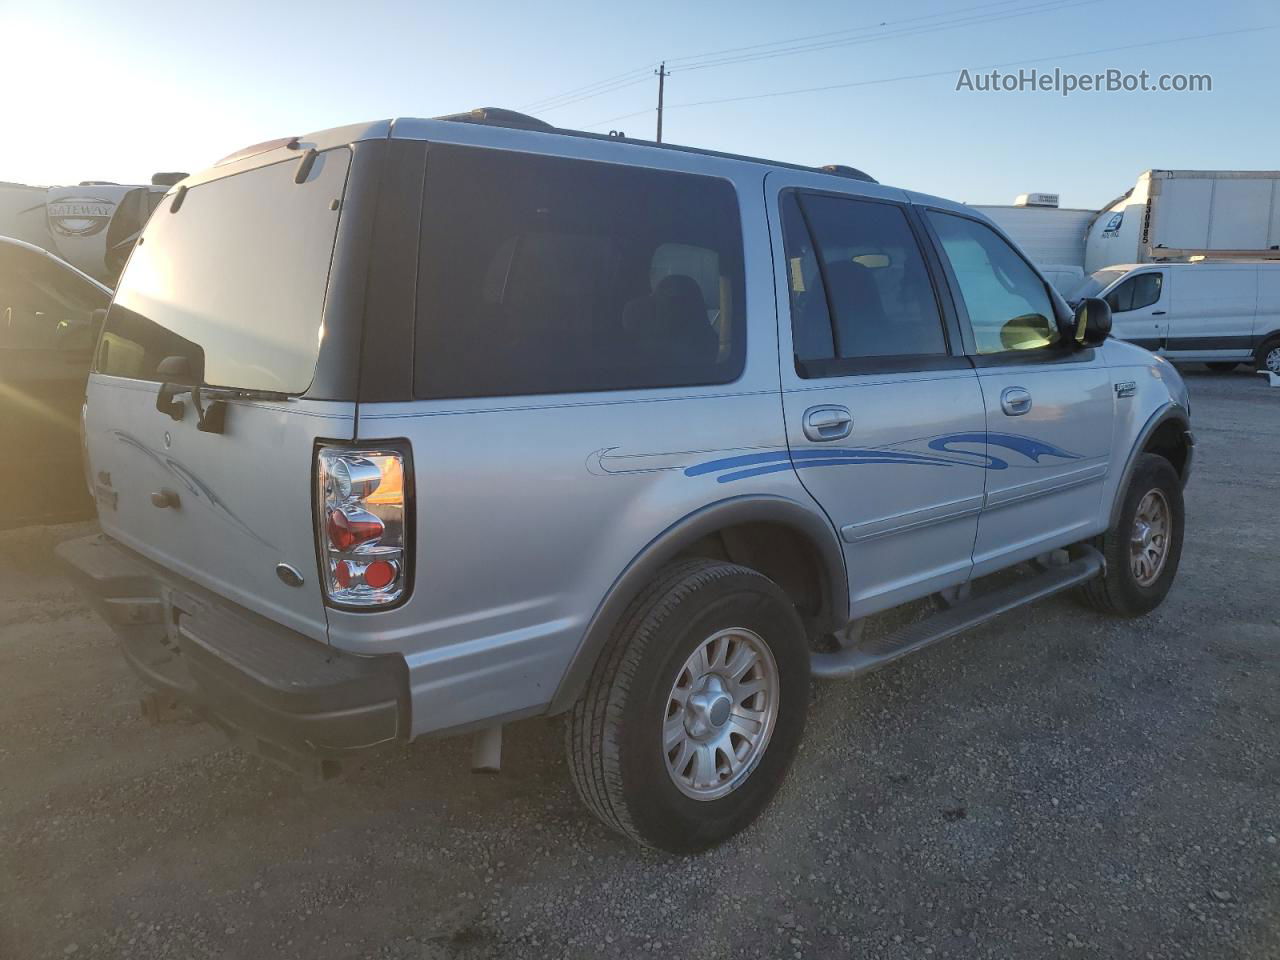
[1073, 297, 1112, 346]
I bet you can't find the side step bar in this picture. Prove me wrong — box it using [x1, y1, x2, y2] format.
[811, 546, 1104, 680]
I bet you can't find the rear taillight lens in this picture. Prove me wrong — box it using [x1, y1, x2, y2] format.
[316, 445, 411, 608]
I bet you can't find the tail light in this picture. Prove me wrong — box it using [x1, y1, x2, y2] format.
[316, 444, 411, 608]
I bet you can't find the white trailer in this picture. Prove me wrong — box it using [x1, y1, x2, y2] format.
[1085, 170, 1280, 274]
[971, 193, 1095, 294]
[0, 177, 179, 284]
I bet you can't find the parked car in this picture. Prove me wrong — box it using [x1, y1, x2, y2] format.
[1072, 259, 1280, 373]
[58, 110, 1193, 853]
[0, 236, 111, 529]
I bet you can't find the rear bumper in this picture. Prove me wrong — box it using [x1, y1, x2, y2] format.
[56, 534, 409, 765]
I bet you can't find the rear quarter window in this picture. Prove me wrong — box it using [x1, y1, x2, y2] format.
[414, 145, 746, 399]
[98, 148, 351, 393]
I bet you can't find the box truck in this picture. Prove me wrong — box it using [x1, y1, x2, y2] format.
[1085, 170, 1280, 274]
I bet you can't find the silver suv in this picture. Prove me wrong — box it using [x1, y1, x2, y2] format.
[60, 109, 1193, 853]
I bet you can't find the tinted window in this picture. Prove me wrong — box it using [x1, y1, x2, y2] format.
[794, 194, 946, 360]
[1105, 272, 1162, 312]
[928, 211, 1060, 354]
[415, 146, 745, 399]
[99, 149, 351, 392]
[780, 192, 834, 364]
[0, 245, 108, 351]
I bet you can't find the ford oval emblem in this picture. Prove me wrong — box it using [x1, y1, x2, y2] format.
[275, 563, 304, 588]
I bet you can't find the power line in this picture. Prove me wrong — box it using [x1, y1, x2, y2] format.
[521, 75, 654, 115]
[663, 0, 1025, 67]
[519, 66, 656, 113]
[519, 0, 1085, 117]
[584, 24, 1278, 128]
[671, 0, 1099, 73]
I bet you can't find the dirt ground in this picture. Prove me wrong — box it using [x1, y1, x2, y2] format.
[2, 368, 1277, 960]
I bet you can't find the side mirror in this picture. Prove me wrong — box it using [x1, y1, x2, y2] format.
[1073, 296, 1112, 346]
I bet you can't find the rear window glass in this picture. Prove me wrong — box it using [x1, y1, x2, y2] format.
[414, 145, 745, 399]
[98, 149, 350, 392]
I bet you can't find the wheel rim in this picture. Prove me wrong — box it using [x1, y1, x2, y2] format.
[1129, 488, 1171, 587]
[663, 627, 779, 801]
[1266, 345, 1280, 374]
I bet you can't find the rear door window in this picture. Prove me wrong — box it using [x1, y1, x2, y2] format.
[414, 145, 745, 399]
[98, 149, 351, 392]
[791, 193, 948, 362]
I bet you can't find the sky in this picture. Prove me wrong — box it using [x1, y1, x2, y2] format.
[2, 0, 1277, 209]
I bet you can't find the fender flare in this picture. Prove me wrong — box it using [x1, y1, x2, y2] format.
[547, 494, 848, 714]
[1109, 402, 1191, 528]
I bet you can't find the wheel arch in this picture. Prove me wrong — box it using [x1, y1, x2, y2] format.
[547, 495, 848, 715]
[1109, 403, 1192, 528]
[1256, 331, 1280, 370]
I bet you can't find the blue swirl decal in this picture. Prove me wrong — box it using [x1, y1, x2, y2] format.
[684, 432, 1081, 484]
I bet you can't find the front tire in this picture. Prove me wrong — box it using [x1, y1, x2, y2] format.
[566, 559, 809, 853]
[1256, 336, 1280, 376]
[1081, 453, 1184, 617]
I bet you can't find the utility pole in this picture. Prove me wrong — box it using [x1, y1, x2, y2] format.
[655, 62, 669, 143]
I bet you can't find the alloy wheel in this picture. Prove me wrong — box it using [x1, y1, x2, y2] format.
[663, 627, 779, 801]
[1130, 488, 1171, 587]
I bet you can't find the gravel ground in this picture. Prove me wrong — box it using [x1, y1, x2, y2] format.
[2, 368, 1277, 960]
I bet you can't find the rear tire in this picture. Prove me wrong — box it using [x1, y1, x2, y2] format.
[566, 558, 809, 853]
[1080, 453, 1184, 617]
[1206, 362, 1239, 373]
[1256, 336, 1280, 376]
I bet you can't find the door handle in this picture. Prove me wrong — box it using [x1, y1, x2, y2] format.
[150, 489, 181, 509]
[803, 405, 853, 441]
[1151, 310, 1166, 315]
[1000, 386, 1032, 417]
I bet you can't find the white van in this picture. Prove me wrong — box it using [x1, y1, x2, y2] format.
[1072, 260, 1280, 373]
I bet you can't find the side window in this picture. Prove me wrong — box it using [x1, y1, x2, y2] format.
[789, 193, 947, 362]
[0, 247, 108, 351]
[415, 146, 746, 399]
[779, 192, 834, 364]
[927, 211, 1060, 355]
[1106, 273, 1162, 313]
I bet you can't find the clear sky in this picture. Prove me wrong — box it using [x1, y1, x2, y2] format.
[2, 0, 1276, 208]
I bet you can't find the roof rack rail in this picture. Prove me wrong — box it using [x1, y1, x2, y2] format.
[434, 107, 554, 133]
[424, 109, 880, 185]
[818, 164, 878, 184]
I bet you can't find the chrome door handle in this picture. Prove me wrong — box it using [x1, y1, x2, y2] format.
[803, 405, 853, 441]
[1000, 386, 1032, 417]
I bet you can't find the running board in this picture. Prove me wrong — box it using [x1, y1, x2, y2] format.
[810, 546, 1104, 680]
